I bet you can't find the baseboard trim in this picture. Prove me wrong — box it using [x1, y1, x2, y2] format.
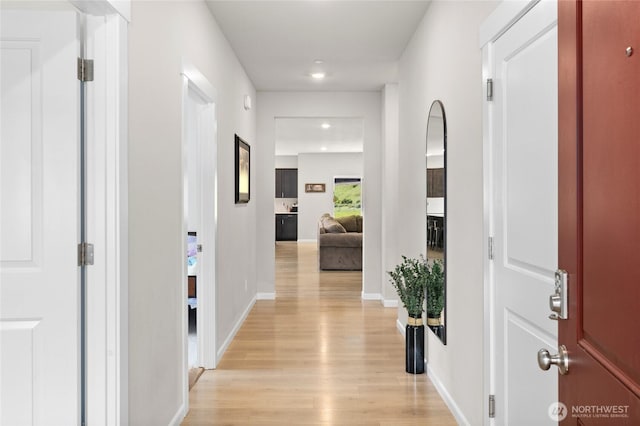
[168, 402, 186, 426]
[427, 363, 470, 426]
[383, 299, 398, 308]
[257, 292, 276, 300]
[393, 319, 468, 425]
[296, 239, 317, 243]
[216, 295, 256, 362]
[361, 292, 381, 301]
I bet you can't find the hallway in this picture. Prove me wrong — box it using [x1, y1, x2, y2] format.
[182, 242, 455, 425]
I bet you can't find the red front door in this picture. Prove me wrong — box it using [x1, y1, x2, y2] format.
[559, 0, 640, 424]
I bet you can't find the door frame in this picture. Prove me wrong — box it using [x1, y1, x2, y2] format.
[80, 4, 129, 425]
[480, 1, 543, 424]
[180, 62, 218, 416]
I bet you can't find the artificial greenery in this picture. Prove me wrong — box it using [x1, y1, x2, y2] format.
[387, 255, 444, 319]
[426, 259, 444, 318]
[388, 255, 429, 318]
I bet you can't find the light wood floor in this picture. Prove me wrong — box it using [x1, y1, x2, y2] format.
[182, 242, 456, 425]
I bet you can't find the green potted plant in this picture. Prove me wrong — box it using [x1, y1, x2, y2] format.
[388, 255, 429, 374]
[426, 259, 444, 339]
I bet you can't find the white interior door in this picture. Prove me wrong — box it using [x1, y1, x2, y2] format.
[489, 1, 558, 424]
[1, 9, 81, 425]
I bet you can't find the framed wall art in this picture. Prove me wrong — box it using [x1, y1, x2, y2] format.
[305, 183, 326, 193]
[235, 134, 250, 203]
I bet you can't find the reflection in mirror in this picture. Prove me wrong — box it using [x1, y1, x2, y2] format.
[426, 100, 446, 344]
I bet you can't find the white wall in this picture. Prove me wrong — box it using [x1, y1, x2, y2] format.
[381, 84, 400, 304]
[275, 155, 298, 169]
[397, 1, 498, 424]
[297, 153, 363, 240]
[427, 154, 445, 169]
[128, 2, 256, 423]
[256, 92, 382, 298]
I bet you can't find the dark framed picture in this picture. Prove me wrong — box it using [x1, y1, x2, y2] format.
[235, 135, 250, 203]
[305, 183, 326, 193]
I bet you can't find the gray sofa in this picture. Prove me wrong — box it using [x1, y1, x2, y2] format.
[317, 213, 363, 270]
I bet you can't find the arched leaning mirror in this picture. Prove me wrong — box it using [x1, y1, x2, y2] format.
[426, 100, 446, 344]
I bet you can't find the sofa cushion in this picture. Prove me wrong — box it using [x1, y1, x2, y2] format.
[321, 216, 347, 233]
[318, 232, 362, 248]
[336, 215, 359, 232]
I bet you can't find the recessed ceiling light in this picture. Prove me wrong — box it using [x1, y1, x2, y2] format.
[321, 146, 328, 151]
[311, 72, 326, 80]
[321, 123, 331, 129]
[314, 59, 324, 64]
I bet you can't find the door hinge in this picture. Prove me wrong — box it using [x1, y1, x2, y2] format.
[197, 244, 203, 253]
[486, 78, 493, 101]
[488, 237, 494, 260]
[78, 242, 94, 266]
[77, 58, 94, 82]
[489, 394, 496, 418]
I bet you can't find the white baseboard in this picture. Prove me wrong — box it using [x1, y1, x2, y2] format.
[427, 363, 470, 426]
[383, 299, 398, 308]
[361, 292, 381, 301]
[393, 319, 468, 425]
[257, 292, 276, 300]
[168, 402, 186, 426]
[216, 295, 256, 362]
[296, 239, 317, 243]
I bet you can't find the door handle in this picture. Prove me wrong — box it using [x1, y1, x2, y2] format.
[537, 345, 569, 375]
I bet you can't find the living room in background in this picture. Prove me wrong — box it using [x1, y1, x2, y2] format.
[333, 177, 362, 218]
[274, 117, 364, 242]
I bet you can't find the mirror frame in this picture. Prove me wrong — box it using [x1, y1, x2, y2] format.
[426, 100, 447, 345]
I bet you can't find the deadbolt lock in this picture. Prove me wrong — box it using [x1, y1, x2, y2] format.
[548, 270, 568, 320]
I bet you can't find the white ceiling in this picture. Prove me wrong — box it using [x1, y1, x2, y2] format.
[205, 0, 431, 92]
[275, 117, 363, 156]
[206, 1, 430, 155]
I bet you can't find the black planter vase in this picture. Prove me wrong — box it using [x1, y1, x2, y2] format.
[405, 317, 425, 374]
[427, 315, 444, 340]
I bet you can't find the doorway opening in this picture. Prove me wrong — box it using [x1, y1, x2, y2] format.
[186, 232, 200, 380]
[274, 117, 364, 290]
[181, 67, 218, 402]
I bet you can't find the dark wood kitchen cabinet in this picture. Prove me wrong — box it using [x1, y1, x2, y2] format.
[275, 214, 297, 241]
[427, 168, 444, 197]
[275, 168, 298, 198]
